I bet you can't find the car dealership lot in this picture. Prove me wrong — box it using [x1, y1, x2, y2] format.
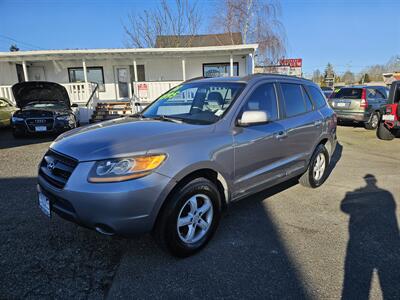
[0, 126, 399, 299]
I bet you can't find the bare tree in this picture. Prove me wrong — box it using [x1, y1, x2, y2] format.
[123, 0, 201, 48]
[212, 0, 286, 64]
[312, 69, 321, 84]
[342, 71, 355, 84]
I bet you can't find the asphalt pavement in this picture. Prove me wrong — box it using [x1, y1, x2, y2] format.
[0, 125, 399, 299]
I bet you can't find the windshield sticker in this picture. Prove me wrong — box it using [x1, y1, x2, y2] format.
[159, 86, 182, 100]
[215, 109, 224, 116]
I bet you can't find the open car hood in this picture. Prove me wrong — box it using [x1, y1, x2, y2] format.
[12, 81, 71, 108]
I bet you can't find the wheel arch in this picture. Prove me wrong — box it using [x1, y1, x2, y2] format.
[151, 166, 230, 231]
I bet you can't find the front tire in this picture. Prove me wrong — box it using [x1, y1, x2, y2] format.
[299, 144, 329, 188]
[365, 112, 380, 130]
[153, 177, 222, 257]
[377, 122, 395, 140]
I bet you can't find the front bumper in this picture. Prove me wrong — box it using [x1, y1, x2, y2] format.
[38, 161, 176, 236]
[335, 111, 369, 122]
[12, 119, 76, 134]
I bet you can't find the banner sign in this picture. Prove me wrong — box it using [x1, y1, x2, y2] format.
[279, 58, 302, 68]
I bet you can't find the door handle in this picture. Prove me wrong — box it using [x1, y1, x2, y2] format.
[275, 131, 287, 139]
[314, 120, 323, 127]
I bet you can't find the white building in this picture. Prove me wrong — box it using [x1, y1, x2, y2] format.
[0, 44, 257, 106]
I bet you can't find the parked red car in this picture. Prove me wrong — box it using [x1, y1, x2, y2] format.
[377, 81, 400, 140]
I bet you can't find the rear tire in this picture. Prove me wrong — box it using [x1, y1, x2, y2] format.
[377, 122, 395, 140]
[299, 144, 329, 188]
[153, 177, 221, 257]
[365, 112, 380, 130]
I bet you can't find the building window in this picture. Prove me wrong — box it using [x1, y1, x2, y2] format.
[203, 63, 239, 78]
[68, 67, 105, 92]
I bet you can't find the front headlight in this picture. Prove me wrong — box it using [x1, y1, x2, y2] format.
[88, 154, 167, 183]
[56, 115, 71, 121]
[12, 116, 24, 122]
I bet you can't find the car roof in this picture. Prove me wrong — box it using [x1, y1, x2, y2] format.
[348, 85, 387, 89]
[183, 73, 316, 86]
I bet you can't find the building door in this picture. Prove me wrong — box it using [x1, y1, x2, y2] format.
[16, 64, 25, 82]
[28, 67, 46, 81]
[115, 67, 130, 99]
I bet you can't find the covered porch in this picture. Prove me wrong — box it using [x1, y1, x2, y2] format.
[0, 45, 257, 104]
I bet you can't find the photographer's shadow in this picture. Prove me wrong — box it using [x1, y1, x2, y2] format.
[341, 174, 400, 299]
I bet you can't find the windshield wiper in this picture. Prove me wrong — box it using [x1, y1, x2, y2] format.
[130, 114, 184, 123]
[151, 115, 183, 124]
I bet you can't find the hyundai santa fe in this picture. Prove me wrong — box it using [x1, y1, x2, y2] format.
[38, 74, 337, 257]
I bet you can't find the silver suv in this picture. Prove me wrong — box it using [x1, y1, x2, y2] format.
[38, 74, 337, 257]
[329, 86, 389, 130]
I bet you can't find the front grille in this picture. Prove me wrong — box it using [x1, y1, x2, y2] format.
[26, 118, 54, 131]
[39, 149, 78, 189]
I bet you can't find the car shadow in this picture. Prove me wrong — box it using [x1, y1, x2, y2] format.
[1, 175, 309, 298]
[0, 128, 55, 149]
[108, 178, 310, 299]
[337, 120, 365, 129]
[326, 142, 343, 179]
[341, 174, 400, 299]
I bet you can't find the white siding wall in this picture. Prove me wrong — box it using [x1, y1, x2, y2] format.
[0, 62, 18, 85]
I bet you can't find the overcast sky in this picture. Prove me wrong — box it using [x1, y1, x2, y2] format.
[1, 0, 399, 76]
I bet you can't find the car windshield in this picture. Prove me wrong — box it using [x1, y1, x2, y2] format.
[332, 88, 362, 99]
[140, 82, 245, 124]
[25, 101, 67, 109]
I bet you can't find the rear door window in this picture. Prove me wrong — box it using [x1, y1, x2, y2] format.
[333, 88, 362, 99]
[281, 83, 307, 117]
[308, 86, 327, 109]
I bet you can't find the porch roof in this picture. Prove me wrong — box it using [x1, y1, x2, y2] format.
[0, 44, 258, 62]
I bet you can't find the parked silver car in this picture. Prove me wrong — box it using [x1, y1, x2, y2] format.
[38, 74, 337, 256]
[329, 86, 389, 129]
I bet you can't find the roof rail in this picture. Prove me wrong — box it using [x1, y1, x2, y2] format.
[243, 73, 313, 82]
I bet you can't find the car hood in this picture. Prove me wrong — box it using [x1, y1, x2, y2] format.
[51, 117, 215, 161]
[12, 81, 70, 108]
[16, 107, 71, 115]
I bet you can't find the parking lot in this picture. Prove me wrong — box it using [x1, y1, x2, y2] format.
[0, 125, 399, 299]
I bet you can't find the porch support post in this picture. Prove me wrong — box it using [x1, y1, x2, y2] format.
[249, 52, 255, 74]
[22, 61, 29, 81]
[82, 59, 88, 83]
[182, 58, 186, 81]
[133, 59, 138, 82]
[229, 54, 234, 77]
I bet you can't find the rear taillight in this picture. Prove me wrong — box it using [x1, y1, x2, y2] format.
[386, 105, 392, 114]
[360, 88, 368, 109]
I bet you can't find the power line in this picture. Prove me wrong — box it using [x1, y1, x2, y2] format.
[0, 34, 44, 50]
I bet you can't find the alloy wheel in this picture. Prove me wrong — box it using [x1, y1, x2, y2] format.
[313, 153, 326, 181]
[177, 194, 213, 244]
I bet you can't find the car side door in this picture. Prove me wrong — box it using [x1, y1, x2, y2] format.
[276, 82, 324, 175]
[366, 88, 379, 112]
[232, 82, 287, 199]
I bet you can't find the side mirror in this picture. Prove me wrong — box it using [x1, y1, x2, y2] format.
[71, 103, 79, 108]
[238, 110, 269, 126]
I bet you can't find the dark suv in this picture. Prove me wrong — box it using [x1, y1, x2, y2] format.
[329, 85, 389, 129]
[38, 74, 337, 257]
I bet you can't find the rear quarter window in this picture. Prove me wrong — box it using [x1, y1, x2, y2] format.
[308, 86, 327, 109]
